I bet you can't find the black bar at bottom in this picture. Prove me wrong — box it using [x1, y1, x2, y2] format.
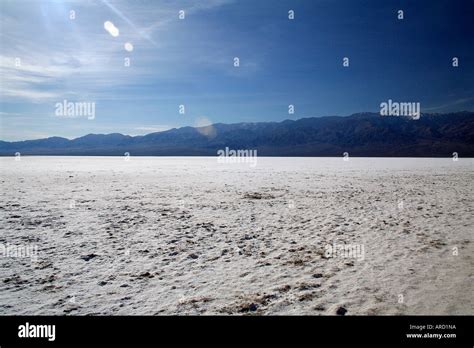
[0, 315, 472, 346]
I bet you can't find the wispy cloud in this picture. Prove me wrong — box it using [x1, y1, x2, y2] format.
[0, 0, 237, 104]
[134, 125, 171, 133]
[423, 96, 474, 112]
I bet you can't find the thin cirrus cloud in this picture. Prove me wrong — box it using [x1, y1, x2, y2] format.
[0, 0, 237, 103]
[133, 125, 172, 134]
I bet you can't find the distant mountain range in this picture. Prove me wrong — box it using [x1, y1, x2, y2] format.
[1, 112, 473, 157]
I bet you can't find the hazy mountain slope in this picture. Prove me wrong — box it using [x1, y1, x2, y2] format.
[1, 112, 473, 156]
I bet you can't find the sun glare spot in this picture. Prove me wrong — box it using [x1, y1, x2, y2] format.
[124, 42, 134, 52]
[104, 21, 119, 37]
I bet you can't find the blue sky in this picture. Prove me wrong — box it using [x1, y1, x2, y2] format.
[1, 0, 473, 140]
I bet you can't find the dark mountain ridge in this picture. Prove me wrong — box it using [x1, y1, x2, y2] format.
[1, 112, 473, 157]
